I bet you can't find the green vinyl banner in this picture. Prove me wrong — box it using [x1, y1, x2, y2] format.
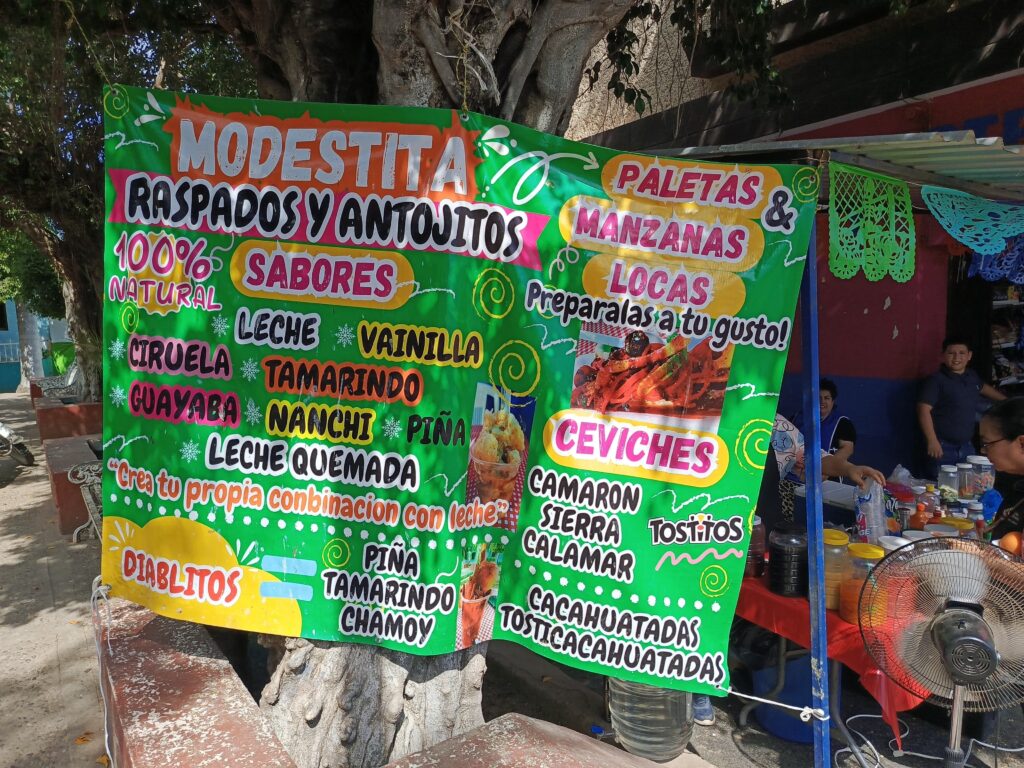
[101, 84, 818, 694]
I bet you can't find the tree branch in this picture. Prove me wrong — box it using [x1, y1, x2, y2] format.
[414, 12, 463, 107]
[499, 0, 634, 123]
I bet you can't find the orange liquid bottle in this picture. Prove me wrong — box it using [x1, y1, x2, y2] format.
[909, 503, 929, 531]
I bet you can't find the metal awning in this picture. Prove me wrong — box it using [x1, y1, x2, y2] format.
[663, 131, 1024, 202]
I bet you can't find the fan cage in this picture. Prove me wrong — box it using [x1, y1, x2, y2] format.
[858, 538, 1024, 713]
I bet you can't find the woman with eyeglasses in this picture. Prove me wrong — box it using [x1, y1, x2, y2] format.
[978, 398, 1024, 538]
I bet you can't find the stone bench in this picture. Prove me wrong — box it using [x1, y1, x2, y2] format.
[34, 395, 102, 441]
[43, 434, 101, 535]
[97, 598, 297, 768]
[94, 601, 710, 768]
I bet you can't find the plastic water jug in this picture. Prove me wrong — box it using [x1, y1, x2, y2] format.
[607, 678, 693, 762]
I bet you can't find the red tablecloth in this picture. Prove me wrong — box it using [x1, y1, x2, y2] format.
[736, 576, 926, 745]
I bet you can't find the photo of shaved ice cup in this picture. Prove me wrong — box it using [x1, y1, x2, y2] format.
[470, 442, 521, 504]
[459, 588, 493, 648]
[469, 409, 524, 504]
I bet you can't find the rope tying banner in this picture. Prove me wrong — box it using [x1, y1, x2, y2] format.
[717, 685, 829, 723]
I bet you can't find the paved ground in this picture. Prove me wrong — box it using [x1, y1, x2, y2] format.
[0, 392, 105, 768]
[484, 618, 1024, 768]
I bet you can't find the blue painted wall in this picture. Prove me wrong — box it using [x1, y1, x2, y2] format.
[0, 300, 19, 392]
[778, 373, 924, 479]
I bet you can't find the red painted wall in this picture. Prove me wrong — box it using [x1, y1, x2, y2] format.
[787, 215, 958, 379]
[785, 70, 1024, 378]
[785, 71, 1024, 144]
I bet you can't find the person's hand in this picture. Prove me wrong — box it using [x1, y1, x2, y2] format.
[844, 463, 887, 490]
[793, 455, 806, 482]
[927, 437, 943, 459]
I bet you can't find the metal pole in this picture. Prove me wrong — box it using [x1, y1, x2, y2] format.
[799, 216, 831, 768]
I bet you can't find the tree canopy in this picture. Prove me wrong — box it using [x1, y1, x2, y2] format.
[0, 0, 255, 396]
[0, 0, 800, 401]
[0, 228, 64, 318]
[0, 2, 840, 764]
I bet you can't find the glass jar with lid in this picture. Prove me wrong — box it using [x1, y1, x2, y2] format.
[969, 456, 995, 496]
[768, 524, 808, 597]
[937, 465, 958, 496]
[957, 463, 974, 499]
[822, 529, 850, 611]
[839, 543, 884, 624]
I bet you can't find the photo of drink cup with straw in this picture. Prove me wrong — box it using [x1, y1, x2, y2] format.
[457, 546, 499, 649]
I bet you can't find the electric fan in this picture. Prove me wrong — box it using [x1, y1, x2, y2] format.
[858, 537, 1024, 768]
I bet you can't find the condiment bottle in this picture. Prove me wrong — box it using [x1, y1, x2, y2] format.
[909, 503, 930, 531]
[745, 516, 766, 578]
[967, 502, 985, 539]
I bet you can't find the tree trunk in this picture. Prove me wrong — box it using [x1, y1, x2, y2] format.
[14, 303, 43, 393]
[61, 278, 101, 401]
[207, 3, 637, 765]
[260, 636, 488, 768]
[18, 221, 102, 402]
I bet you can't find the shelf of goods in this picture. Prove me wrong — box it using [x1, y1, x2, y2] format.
[992, 286, 1024, 388]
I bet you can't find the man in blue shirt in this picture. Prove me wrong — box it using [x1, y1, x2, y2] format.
[918, 336, 1004, 477]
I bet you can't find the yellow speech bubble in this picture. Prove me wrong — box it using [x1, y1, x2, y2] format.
[102, 515, 302, 636]
[600, 154, 784, 215]
[231, 240, 415, 310]
[558, 195, 766, 274]
[581, 253, 747, 318]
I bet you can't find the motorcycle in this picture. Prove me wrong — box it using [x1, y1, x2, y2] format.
[0, 421, 34, 466]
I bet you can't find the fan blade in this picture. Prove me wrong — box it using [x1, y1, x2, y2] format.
[913, 549, 990, 604]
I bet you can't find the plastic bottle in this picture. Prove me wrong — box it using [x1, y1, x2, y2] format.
[921, 484, 941, 518]
[607, 678, 693, 762]
[745, 516, 766, 578]
[909, 503, 930, 531]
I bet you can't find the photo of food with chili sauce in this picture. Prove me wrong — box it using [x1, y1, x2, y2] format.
[571, 331, 731, 419]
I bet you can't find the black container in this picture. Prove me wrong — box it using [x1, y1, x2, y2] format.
[768, 523, 808, 597]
